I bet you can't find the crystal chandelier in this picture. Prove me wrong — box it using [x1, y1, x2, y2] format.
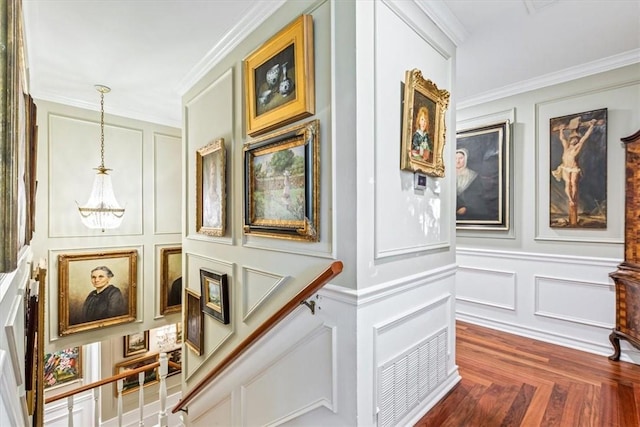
[77, 85, 125, 231]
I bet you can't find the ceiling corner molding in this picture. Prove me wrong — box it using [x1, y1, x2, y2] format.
[413, 0, 468, 47]
[31, 89, 181, 129]
[176, 0, 287, 96]
[457, 48, 640, 110]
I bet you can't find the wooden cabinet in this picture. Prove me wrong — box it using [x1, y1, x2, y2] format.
[609, 129, 640, 360]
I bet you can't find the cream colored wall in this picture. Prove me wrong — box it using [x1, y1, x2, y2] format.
[30, 99, 183, 419]
[180, 0, 342, 388]
[180, 0, 461, 423]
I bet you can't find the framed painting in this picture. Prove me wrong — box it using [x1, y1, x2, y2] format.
[123, 330, 149, 358]
[196, 139, 226, 237]
[43, 347, 82, 389]
[456, 120, 511, 230]
[58, 250, 137, 336]
[244, 14, 315, 136]
[199, 269, 230, 324]
[114, 354, 158, 396]
[400, 69, 450, 177]
[1, 0, 27, 273]
[549, 108, 608, 228]
[167, 348, 182, 378]
[160, 246, 182, 315]
[184, 289, 203, 356]
[243, 119, 319, 241]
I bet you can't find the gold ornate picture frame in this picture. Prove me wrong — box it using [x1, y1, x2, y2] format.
[160, 246, 182, 315]
[196, 138, 226, 237]
[58, 250, 137, 336]
[244, 14, 315, 137]
[243, 119, 319, 241]
[400, 69, 450, 177]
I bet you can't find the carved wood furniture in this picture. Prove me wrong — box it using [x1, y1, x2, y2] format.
[609, 129, 640, 360]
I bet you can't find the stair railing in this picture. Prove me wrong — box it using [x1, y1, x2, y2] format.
[44, 352, 181, 427]
[172, 260, 343, 415]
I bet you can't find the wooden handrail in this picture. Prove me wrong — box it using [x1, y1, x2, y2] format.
[172, 260, 343, 414]
[45, 361, 161, 405]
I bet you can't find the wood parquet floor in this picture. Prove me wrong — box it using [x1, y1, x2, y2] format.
[415, 321, 640, 427]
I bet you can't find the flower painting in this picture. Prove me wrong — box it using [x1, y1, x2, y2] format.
[43, 347, 82, 388]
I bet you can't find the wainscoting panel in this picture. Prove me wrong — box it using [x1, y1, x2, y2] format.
[456, 248, 626, 360]
[241, 325, 334, 426]
[241, 266, 289, 322]
[534, 275, 614, 328]
[153, 133, 182, 235]
[456, 266, 516, 310]
[191, 395, 232, 427]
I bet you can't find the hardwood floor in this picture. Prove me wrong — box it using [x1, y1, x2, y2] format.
[416, 321, 640, 427]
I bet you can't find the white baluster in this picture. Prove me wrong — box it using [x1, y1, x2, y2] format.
[92, 387, 100, 427]
[117, 378, 124, 427]
[138, 371, 145, 426]
[157, 353, 168, 427]
[67, 396, 74, 427]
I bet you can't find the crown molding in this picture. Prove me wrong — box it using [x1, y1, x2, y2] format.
[458, 49, 640, 110]
[414, 0, 468, 47]
[176, 0, 287, 96]
[32, 90, 181, 129]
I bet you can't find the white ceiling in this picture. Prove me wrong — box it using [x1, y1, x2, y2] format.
[22, 0, 639, 128]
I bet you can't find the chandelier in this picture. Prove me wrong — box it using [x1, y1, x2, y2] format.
[77, 85, 125, 231]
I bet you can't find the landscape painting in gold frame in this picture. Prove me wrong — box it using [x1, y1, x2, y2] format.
[244, 14, 315, 137]
[123, 330, 149, 358]
[113, 354, 158, 396]
[400, 69, 450, 177]
[243, 120, 319, 241]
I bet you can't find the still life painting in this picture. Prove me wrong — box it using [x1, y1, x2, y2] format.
[43, 347, 82, 388]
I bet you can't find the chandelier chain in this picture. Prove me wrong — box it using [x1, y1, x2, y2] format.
[100, 90, 105, 169]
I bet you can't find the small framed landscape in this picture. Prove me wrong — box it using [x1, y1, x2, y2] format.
[400, 68, 450, 177]
[244, 14, 315, 136]
[184, 289, 203, 356]
[196, 139, 226, 237]
[114, 354, 158, 396]
[199, 269, 230, 324]
[456, 120, 510, 231]
[243, 119, 319, 241]
[58, 250, 137, 336]
[123, 330, 149, 358]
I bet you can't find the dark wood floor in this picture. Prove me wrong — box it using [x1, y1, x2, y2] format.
[416, 321, 640, 427]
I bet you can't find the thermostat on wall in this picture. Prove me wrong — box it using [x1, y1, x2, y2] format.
[414, 172, 427, 191]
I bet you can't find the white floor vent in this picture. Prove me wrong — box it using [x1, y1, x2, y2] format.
[377, 328, 448, 427]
